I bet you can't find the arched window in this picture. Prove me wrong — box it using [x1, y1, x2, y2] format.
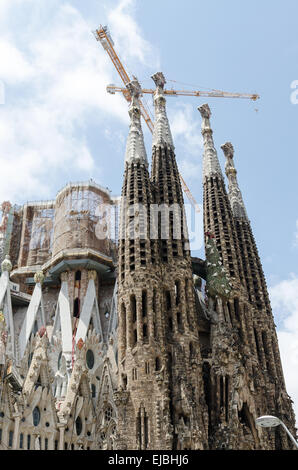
[177, 312, 183, 332]
[131, 295, 137, 323]
[142, 291, 147, 317]
[234, 298, 240, 319]
[8, 430, 13, 447]
[86, 349, 95, 369]
[91, 383, 96, 398]
[133, 329, 137, 346]
[165, 291, 171, 310]
[155, 357, 161, 371]
[75, 270, 81, 281]
[75, 416, 82, 436]
[33, 407, 40, 426]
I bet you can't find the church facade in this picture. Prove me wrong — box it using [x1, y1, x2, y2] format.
[0, 73, 295, 450]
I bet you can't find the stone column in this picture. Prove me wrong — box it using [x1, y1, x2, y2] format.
[58, 422, 66, 450]
[12, 412, 21, 449]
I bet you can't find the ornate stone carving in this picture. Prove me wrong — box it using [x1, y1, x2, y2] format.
[1, 255, 12, 273]
[198, 104, 224, 178]
[34, 271, 44, 284]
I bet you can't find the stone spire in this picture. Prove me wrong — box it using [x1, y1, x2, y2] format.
[198, 104, 223, 179]
[125, 79, 148, 166]
[151, 72, 189, 260]
[151, 72, 174, 149]
[221, 141, 274, 314]
[221, 142, 248, 219]
[198, 104, 244, 282]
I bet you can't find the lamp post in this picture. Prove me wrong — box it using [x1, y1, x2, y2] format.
[255, 415, 298, 449]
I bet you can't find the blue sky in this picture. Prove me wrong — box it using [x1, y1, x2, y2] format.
[0, 0, 298, 418]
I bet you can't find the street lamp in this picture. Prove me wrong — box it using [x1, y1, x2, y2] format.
[255, 415, 298, 449]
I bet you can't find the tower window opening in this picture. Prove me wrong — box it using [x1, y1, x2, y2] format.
[220, 376, 224, 409]
[254, 328, 261, 363]
[234, 298, 240, 319]
[75, 270, 81, 281]
[143, 323, 148, 340]
[226, 301, 232, 323]
[155, 357, 161, 371]
[133, 329, 137, 346]
[131, 295, 137, 323]
[225, 376, 229, 422]
[142, 291, 147, 317]
[262, 331, 271, 372]
[177, 312, 183, 332]
[175, 281, 180, 305]
[165, 291, 171, 310]
[185, 280, 188, 303]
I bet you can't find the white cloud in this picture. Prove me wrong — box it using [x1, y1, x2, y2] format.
[0, 40, 34, 83]
[107, 0, 159, 68]
[169, 103, 203, 180]
[0, 0, 157, 203]
[269, 275, 298, 420]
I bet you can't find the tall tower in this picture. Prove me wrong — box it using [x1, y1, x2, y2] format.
[116, 79, 169, 450]
[198, 104, 244, 286]
[197, 104, 296, 449]
[150, 73, 208, 450]
[116, 75, 209, 450]
[221, 141, 296, 448]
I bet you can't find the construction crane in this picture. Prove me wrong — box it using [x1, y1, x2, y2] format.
[106, 85, 259, 101]
[93, 25, 259, 213]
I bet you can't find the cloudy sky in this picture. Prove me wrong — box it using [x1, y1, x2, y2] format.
[1, 0, 298, 419]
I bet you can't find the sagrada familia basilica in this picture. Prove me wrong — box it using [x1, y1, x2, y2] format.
[0, 72, 296, 450]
